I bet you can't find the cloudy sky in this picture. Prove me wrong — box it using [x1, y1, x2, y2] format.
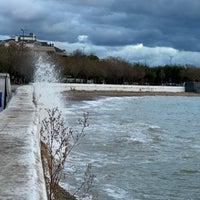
[1, 0, 200, 66]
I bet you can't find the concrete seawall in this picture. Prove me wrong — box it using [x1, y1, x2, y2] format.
[0, 83, 185, 199]
[0, 85, 47, 200]
[53, 83, 185, 93]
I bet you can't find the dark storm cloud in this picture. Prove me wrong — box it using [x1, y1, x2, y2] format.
[78, 0, 200, 51]
[1, 0, 200, 50]
[84, 0, 200, 51]
[1, 0, 200, 66]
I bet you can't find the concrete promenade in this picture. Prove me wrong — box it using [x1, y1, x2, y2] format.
[0, 85, 47, 200]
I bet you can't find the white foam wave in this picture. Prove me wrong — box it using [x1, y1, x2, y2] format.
[112, 122, 164, 145]
[80, 96, 141, 110]
[103, 184, 129, 199]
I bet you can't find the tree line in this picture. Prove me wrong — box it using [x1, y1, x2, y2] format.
[0, 44, 200, 85]
[0, 43, 34, 83]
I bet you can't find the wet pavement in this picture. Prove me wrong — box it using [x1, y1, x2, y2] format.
[0, 85, 47, 200]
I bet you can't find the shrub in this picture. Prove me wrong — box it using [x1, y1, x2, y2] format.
[40, 107, 89, 200]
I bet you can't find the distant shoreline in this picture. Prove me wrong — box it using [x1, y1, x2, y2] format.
[12, 84, 200, 100]
[64, 90, 200, 101]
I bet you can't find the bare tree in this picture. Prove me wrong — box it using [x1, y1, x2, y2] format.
[40, 107, 89, 200]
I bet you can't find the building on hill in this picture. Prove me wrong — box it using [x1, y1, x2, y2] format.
[0, 33, 68, 56]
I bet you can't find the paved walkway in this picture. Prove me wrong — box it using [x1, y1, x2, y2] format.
[0, 85, 47, 200]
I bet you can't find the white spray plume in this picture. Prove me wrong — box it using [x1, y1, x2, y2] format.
[33, 53, 64, 109]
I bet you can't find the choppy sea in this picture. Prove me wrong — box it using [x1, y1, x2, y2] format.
[61, 95, 200, 200]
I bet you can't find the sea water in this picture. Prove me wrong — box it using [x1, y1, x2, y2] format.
[32, 56, 200, 199]
[62, 95, 200, 200]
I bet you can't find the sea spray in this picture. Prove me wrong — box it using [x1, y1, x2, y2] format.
[33, 53, 64, 109]
[33, 53, 73, 198]
[33, 53, 93, 199]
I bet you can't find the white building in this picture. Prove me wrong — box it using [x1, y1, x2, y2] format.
[0, 33, 67, 56]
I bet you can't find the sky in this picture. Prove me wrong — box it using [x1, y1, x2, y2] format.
[0, 0, 200, 66]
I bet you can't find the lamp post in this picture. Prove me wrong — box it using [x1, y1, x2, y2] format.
[20, 28, 27, 49]
[82, 46, 85, 56]
[21, 28, 25, 41]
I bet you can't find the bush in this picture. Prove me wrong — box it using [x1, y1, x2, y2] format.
[40, 107, 89, 200]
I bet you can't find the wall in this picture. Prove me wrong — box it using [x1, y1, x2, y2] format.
[0, 85, 47, 200]
[0, 73, 11, 111]
[55, 83, 185, 93]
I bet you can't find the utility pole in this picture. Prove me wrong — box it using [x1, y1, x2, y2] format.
[169, 56, 173, 65]
[82, 46, 85, 56]
[20, 28, 27, 50]
[21, 28, 28, 42]
[21, 28, 26, 40]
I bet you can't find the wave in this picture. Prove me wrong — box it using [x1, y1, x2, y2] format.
[103, 184, 130, 199]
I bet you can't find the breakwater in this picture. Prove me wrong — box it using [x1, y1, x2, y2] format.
[0, 85, 47, 200]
